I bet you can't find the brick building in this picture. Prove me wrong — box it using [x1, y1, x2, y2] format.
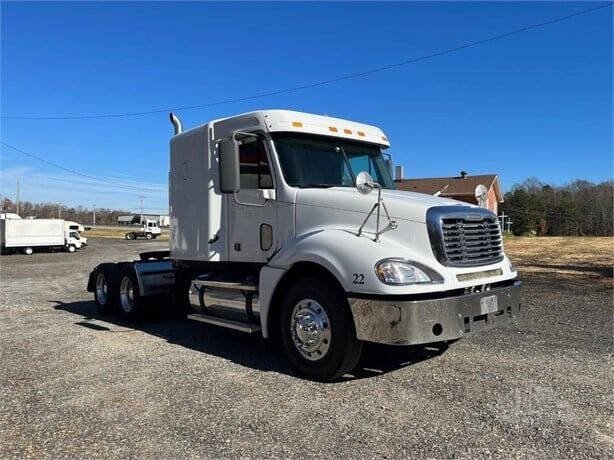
[395, 172, 503, 214]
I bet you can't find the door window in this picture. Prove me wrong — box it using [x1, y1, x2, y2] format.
[239, 138, 273, 189]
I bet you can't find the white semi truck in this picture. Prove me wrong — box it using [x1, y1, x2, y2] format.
[125, 219, 161, 240]
[87, 110, 520, 380]
[1, 218, 84, 254]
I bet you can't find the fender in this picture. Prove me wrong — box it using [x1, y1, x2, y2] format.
[258, 228, 412, 337]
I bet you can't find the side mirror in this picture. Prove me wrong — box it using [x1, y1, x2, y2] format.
[219, 137, 240, 193]
[356, 171, 376, 195]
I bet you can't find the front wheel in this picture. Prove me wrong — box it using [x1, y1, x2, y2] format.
[280, 277, 363, 381]
[145, 233, 153, 240]
[66, 244, 76, 253]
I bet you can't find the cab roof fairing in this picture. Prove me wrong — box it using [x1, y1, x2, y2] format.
[259, 110, 390, 148]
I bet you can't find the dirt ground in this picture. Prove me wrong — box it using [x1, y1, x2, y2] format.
[0, 237, 612, 458]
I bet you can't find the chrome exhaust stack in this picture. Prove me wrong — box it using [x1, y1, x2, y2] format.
[169, 112, 182, 135]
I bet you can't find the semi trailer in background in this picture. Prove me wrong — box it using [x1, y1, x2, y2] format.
[1, 219, 84, 255]
[87, 109, 521, 380]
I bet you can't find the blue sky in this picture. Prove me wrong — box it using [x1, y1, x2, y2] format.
[1, 1, 612, 212]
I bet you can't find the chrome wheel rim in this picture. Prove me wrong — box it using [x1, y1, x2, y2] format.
[120, 276, 134, 312]
[95, 273, 108, 305]
[290, 299, 331, 361]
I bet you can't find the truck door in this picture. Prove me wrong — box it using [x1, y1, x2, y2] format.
[227, 135, 277, 263]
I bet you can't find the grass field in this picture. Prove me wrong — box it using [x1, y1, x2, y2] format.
[504, 236, 613, 286]
[83, 227, 169, 240]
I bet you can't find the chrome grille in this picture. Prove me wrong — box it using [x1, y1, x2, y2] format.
[442, 217, 503, 265]
[427, 206, 504, 267]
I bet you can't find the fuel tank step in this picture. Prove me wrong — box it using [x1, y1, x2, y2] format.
[195, 279, 257, 291]
[187, 313, 261, 334]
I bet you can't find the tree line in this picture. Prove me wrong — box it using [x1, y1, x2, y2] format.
[501, 178, 613, 236]
[0, 197, 128, 226]
[2, 178, 613, 236]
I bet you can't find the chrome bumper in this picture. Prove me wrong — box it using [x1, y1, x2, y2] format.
[348, 280, 521, 345]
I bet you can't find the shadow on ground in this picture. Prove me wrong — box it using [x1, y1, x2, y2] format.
[51, 299, 450, 382]
[524, 263, 614, 278]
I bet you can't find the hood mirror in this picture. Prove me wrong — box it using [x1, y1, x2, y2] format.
[356, 171, 376, 195]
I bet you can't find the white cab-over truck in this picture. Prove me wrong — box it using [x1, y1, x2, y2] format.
[1, 219, 84, 255]
[125, 219, 161, 240]
[87, 110, 521, 380]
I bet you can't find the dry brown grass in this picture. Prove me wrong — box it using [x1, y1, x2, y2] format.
[83, 227, 169, 241]
[504, 236, 613, 286]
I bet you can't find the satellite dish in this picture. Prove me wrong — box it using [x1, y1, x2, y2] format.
[475, 184, 488, 208]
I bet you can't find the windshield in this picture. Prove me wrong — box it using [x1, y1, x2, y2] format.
[272, 133, 395, 189]
[70, 231, 80, 239]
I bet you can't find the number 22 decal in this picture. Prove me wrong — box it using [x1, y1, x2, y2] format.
[352, 273, 365, 284]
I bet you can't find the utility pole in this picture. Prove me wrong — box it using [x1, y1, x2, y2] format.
[93, 204, 96, 225]
[15, 178, 20, 216]
[499, 212, 507, 233]
[138, 196, 146, 224]
[58, 202, 62, 219]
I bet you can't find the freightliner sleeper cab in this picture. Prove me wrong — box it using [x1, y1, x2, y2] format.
[87, 110, 521, 381]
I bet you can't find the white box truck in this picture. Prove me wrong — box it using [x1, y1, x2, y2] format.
[87, 110, 520, 380]
[1, 219, 83, 255]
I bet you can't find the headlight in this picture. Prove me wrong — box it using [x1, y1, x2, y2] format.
[374, 258, 443, 285]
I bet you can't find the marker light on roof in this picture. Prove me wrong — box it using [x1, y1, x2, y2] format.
[344, 129, 352, 134]
[328, 126, 338, 132]
[357, 131, 365, 137]
[292, 121, 303, 127]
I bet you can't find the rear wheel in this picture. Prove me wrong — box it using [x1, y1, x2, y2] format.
[125, 233, 134, 240]
[23, 247, 33, 255]
[118, 267, 144, 319]
[280, 277, 363, 381]
[93, 264, 119, 314]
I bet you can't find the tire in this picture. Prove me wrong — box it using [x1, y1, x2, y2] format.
[145, 233, 153, 240]
[118, 266, 144, 319]
[93, 266, 118, 314]
[125, 233, 134, 240]
[66, 244, 76, 253]
[280, 277, 363, 381]
[23, 247, 33, 255]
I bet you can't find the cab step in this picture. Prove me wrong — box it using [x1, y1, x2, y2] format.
[187, 312, 261, 334]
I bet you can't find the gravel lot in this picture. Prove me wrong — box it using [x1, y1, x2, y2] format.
[1, 238, 612, 458]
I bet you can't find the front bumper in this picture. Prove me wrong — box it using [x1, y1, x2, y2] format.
[348, 280, 521, 345]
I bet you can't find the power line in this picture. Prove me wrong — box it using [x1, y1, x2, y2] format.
[0, 141, 166, 192]
[2, 3, 611, 121]
[10, 172, 167, 193]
